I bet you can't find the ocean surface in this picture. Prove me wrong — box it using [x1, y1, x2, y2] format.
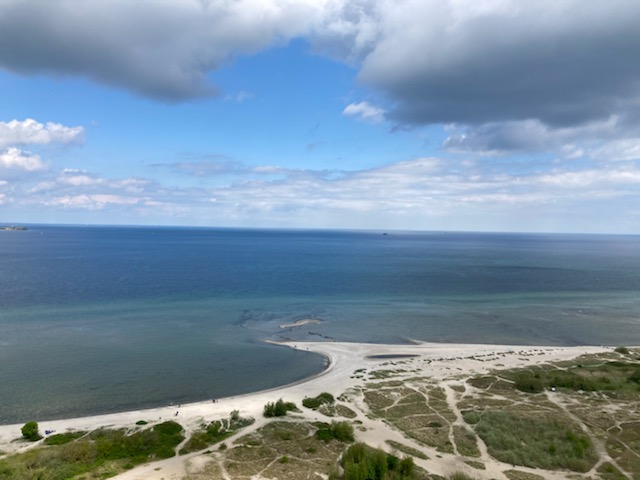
[1, 226, 639, 424]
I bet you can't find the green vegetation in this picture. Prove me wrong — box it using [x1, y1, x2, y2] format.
[452, 425, 480, 457]
[179, 412, 254, 454]
[504, 359, 640, 394]
[332, 443, 416, 480]
[21, 421, 42, 441]
[503, 470, 545, 480]
[315, 421, 355, 443]
[263, 398, 298, 417]
[449, 473, 476, 480]
[303, 392, 335, 409]
[0, 421, 184, 480]
[224, 421, 351, 479]
[473, 410, 597, 472]
[43, 431, 86, 446]
[385, 440, 429, 460]
[135, 420, 148, 425]
[513, 372, 544, 393]
[614, 346, 630, 355]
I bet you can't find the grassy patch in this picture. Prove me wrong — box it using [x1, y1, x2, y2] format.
[503, 470, 546, 480]
[452, 425, 480, 457]
[596, 461, 628, 480]
[0, 421, 184, 480]
[464, 460, 484, 470]
[385, 440, 429, 460]
[43, 431, 87, 446]
[474, 410, 597, 472]
[179, 412, 254, 455]
[502, 360, 640, 394]
[225, 421, 351, 479]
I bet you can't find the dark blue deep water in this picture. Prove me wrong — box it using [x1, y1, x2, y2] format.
[1, 226, 639, 423]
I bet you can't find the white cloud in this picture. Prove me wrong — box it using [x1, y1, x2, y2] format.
[342, 101, 385, 123]
[0, 147, 45, 171]
[0, 119, 84, 148]
[590, 139, 640, 162]
[47, 194, 141, 210]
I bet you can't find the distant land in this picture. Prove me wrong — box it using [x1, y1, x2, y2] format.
[0, 225, 27, 231]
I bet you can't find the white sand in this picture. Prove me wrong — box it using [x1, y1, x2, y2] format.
[0, 341, 612, 479]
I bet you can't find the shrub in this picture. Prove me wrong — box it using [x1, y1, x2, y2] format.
[614, 346, 630, 355]
[263, 398, 297, 417]
[303, 392, 335, 410]
[315, 421, 355, 443]
[21, 421, 42, 441]
[513, 373, 544, 393]
[339, 443, 416, 480]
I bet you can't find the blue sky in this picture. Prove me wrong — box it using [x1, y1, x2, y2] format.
[1, 0, 640, 233]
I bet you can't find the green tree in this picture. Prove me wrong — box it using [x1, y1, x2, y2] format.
[21, 421, 42, 441]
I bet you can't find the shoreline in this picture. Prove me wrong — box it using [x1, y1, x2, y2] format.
[0, 341, 613, 451]
[1, 340, 625, 479]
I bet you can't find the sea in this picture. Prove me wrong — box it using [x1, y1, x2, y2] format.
[1, 225, 639, 424]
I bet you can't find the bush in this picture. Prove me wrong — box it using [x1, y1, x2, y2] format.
[263, 398, 297, 417]
[513, 373, 544, 393]
[614, 346, 630, 355]
[339, 443, 416, 480]
[316, 421, 355, 443]
[303, 392, 335, 410]
[21, 421, 42, 441]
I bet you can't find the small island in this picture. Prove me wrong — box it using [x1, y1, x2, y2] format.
[0, 225, 27, 231]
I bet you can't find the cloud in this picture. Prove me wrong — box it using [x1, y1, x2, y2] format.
[0, 147, 45, 171]
[0, 0, 324, 101]
[5, 152, 640, 231]
[0, 119, 84, 148]
[348, 1, 640, 129]
[342, 101, 385, 123]
[3, 0, 638, 148]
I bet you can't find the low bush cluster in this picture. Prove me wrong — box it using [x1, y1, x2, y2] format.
[303, 392, 335, 410]
[315, 421, 355, 443]
[263, 398, 298, 417]
[332, 443, 415, 480]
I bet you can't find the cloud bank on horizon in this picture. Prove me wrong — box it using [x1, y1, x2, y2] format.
[0, 0, 639, 233]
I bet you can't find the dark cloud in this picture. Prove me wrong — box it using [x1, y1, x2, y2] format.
[0, 0, 318, 101]
[355, 1, 640, 129]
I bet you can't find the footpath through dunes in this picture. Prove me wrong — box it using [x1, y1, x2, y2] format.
[0, 342, 638, 480]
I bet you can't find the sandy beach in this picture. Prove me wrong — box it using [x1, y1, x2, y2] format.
[0, 341, 615, 479]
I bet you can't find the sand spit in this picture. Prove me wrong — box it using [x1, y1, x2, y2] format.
[278, 318, 322, 329]
[0, 341, 615, 479]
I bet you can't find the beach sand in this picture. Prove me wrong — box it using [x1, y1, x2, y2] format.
[0, 341, 613, 479]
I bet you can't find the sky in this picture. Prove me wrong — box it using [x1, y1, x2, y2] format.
[1, 0, 640, 233]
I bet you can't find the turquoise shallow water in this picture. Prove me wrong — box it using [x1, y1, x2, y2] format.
[1, 226, 639, 424]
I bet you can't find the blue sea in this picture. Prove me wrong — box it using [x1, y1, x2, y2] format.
[1, 226, 639, 424]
